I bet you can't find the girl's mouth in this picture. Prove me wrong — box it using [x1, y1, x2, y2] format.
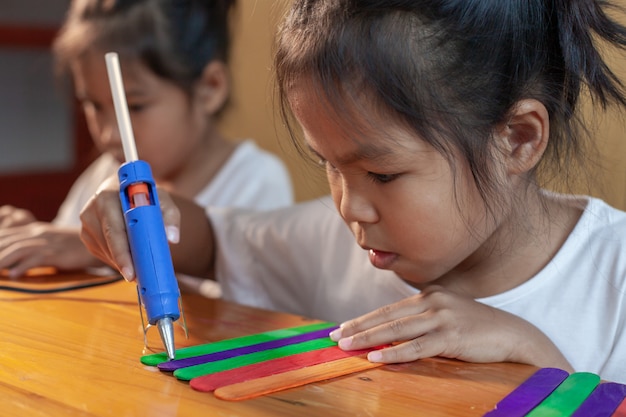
[368, 249, 398, 269]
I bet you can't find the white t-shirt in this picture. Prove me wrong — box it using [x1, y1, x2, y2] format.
[54, 140, 293, 298]
[208, 195, 626, 383]
[54, 139, 293, 226]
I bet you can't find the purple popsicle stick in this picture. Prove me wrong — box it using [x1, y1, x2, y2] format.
[158, 327, 339, 371]
[483, 368, 569, 417]
[571, 382, 626, 417]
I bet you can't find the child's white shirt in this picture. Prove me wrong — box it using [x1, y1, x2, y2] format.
[54, 139, 293, 226]
[53, 139, 293, 298]
[477, 196, 626, 384]
[208, 195, 626, 383]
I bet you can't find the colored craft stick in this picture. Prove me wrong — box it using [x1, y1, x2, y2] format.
[173, 337, 337, 381]
[483, 368, 569, 417]
[190, 345, 375, 392]
[525, 372, 600, 417]
[571, 382, 626, 417]
[613, 398, 626, 417]
[141, 322, 336, 366]
[214, 354, 383, 401]
[159, 326, 338, 371]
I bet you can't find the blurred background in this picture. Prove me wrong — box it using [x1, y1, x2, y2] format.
[0, 0, 624, 221]
[0, 0, 328, 222]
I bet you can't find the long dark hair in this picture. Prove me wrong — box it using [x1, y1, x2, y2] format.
[275, 0, 626, 210]
[54, 0, 237, 94]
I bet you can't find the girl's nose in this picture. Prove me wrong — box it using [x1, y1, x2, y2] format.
[97, 113, 122, 146]
[336, 182, 378, 225]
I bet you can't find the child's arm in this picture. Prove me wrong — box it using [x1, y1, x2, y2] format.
[0, 223, 103, 278]
[0, 205, 105, 277]
[330, 285, 574, 371]
[79, 176, 215, 281]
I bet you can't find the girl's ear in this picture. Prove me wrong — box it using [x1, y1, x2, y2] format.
[195, 60, 230, 115]
[497, 99, 549, 175]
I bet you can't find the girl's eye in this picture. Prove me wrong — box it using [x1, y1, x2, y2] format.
[325, 161, 339, 173]
[128, 103, 146, 113]
[367, 172, 399, 184]
[315, 156, 337, 172]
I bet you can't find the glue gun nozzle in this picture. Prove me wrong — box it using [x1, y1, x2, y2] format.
[157, 317, 176, 360]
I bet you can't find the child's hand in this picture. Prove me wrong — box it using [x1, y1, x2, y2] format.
[329, 285, 573, 370]
[79, 176, 181, 282]
[0, 224, 101, 278]
[0, 205, 36, 228]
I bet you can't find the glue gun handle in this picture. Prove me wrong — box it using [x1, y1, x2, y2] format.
[118, 160, 181, 325]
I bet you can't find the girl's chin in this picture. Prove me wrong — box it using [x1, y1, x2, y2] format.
[368, 255, 431, 290]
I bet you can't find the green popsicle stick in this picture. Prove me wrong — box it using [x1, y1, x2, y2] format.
[525, 372, 600, 417]
[141, 322, 336, 366]
[173, 337, 337, 381]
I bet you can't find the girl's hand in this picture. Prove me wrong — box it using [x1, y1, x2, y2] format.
[0, 205, 36, 228]
[330, 285, 573, 370]
[0, 224, 102, 278]
[79, 176, 181, 282]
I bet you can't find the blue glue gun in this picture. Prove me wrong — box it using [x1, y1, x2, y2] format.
[118, 159, 184, 360]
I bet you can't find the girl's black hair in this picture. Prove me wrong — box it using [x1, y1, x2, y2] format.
[53, 0, 237, 93]
[275, 0, 626, 210]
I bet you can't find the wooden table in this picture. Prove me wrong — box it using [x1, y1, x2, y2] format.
[0, 269, 537, 416]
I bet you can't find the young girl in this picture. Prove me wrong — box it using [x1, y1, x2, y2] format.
[0, 0, 293, 286]
[80, 0, 626, 383]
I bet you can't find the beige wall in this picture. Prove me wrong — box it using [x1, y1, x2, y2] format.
[575, 0, 626, 210]
[222, 1, 626, 209]
[581, 44, 626, 210]
[219, 0, 329, 203]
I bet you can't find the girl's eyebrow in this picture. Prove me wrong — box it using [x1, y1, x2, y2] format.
[306, 142, 396, 165]
[124, 88, 150, 99]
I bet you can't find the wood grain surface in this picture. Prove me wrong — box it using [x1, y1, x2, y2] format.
[0, 269, 538, 416]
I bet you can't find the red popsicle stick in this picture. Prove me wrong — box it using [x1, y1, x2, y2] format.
[190, 345, 373, 392]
